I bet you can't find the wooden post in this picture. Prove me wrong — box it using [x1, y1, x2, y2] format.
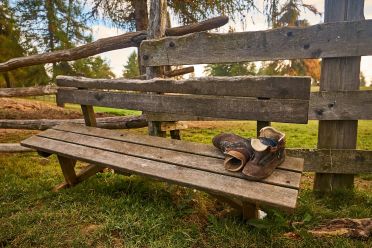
[146, 0, 167, 137]
[57, 155, 78, 186]
[314, 0, 364, 192]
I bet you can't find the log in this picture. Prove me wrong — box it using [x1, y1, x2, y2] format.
[0, 16, 228, 72]
[0, 85, 57, 97]
[0, 143, 33, 152]
[0, 115, 147, 130]
[140, 19, 372, 66]
[164, 66, 194, 77]
[165, 16, 228, 36]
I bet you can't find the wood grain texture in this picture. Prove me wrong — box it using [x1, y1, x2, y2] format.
[163, 66, 194, 77]
[52, 124, 304, 173]
[57, 156, 78, 186]
[57, 88, 309, 123]
[146, 0, 167, 137]
[37, 128, 302, 189]
[0, 85, 57, 97]
[314, 0, 364, 191]
[0, 116, 147, 130]
[140, 19, 372, 66]
[0, 143, 33, 152]
[56, 75, 311, 100]
[21, 135, 299, 211]
[287, 148, 372, 174]
[0, 16, 228, 72]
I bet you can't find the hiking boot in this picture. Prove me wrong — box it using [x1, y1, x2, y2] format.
[242, 127, 286, 180]
[212, 133, 253, 172]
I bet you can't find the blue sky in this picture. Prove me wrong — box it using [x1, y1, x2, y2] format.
[92, 0, 372, 84]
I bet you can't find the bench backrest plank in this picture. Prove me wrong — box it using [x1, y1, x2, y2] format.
[57, 76, 311, 124]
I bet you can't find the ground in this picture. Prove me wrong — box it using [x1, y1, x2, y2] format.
[0, 98, 371, 247]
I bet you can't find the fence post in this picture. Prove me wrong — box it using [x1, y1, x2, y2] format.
[146, 0, 167, 137]
[314, 0, 365, 192]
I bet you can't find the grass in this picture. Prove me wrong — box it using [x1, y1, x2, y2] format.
[1, 106, 372, 246]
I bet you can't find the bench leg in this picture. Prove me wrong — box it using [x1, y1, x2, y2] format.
[57, 155, 78, 186]
[54, 163, 104, 191]
[170, 129, 181, 140]
[242, 201, 259, 220]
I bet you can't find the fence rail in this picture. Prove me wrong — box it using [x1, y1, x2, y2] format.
[0, 85, 57, 97]
[140, 19, 372, 66]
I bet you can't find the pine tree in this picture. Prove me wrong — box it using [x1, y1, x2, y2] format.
[122, 51, 140, 78]
[14, 0, 91, 80]
[0, 0, 48, 87]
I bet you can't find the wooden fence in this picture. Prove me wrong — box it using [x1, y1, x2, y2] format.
[0, 0, 371, 192]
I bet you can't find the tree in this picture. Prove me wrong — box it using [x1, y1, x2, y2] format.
[14, 0, 91, 80]
[360, 72, 366, 87]
[57, 57, 115, 79]
[122, 51, 140, 78]
[0, 0, 48, 87]
[205, 62, 257, 76]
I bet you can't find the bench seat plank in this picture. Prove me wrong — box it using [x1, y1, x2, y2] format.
[54, 124, 304, 173]
[37, 128, 302, 189]
[21, 134, 299, 211]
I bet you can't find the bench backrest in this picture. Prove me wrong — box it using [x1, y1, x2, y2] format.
[56, 75, 311, 124]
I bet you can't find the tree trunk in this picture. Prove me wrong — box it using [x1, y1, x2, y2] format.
[2, 72, 11, 88]
[133, 0, 149, 75]
[45, 0, 57, 81]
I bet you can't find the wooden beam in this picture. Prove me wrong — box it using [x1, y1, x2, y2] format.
[0, 16, 228, 72]
[314, 0, 364, 192]
[286, 148, 372, 174]
[0, 143, 33, 153]
[0, 85, 57, 97]
[0, 116, 147, 130]
[164, 66, 194, 78]
[57, 155, 78, 186]
[56, 75, 311, 100]
[146, 0, 168, 138]
[140, 19, 372, 66]
[165, 16, 228, 36]
[57, 88, 309, 123]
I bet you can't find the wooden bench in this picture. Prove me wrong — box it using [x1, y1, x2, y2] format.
[21, 75, 311, 219]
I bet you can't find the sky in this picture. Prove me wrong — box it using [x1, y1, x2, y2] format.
[92, 0, 372, 84]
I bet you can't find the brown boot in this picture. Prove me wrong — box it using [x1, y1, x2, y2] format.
[212, 133, 253, 172]
[242, 127, 286, 180]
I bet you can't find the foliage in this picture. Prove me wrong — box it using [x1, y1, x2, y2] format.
[13, 0, 92, 79]
[0, 0, 49, 87]
[55, 57, 115, 79]
[360, 72, 367, 87]
[122, 51, 140, 78]
[205, 62, 257, 76]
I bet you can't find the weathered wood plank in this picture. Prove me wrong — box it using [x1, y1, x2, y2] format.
[56, 75, 311, 100]
[0, 143, 33, 153]
[53, 123, 304, 173]
[57, 155, 78, 186]
[21, 135, 299, 211]
[0, 16, 228, 72]
[0, 116, 147, 130]
[314, 0, 364, 192]
[140, 19, 372, 66]
[38, 128, 302, 189]
[287, 148, 372, 174]
[145, 90, 372, 121]
[0, 85, 57, 97]
[164, 66, 194, 78]
[309, 91, 372, 120]
[57, 89, 309, 123]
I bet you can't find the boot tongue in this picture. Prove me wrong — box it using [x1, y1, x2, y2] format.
[251, 137, 278, 151]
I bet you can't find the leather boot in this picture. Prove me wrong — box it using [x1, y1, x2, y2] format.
[212, 133, 253, 172]
[242, 127, 286, 180]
